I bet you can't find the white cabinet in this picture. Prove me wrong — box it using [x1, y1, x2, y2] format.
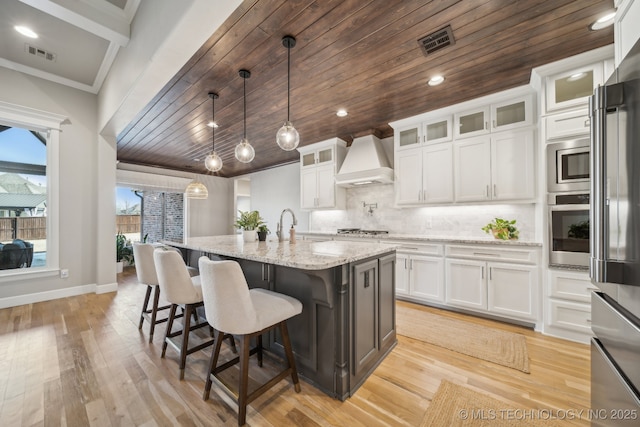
[298, 138, 346, 210]
[446, 259, 486, 310]
[544, 269, 594, 344]
[392, 242, 445, 304]
[445, 244, 539, 322]
[396, 144, 453, 205]
[454, 137, 491, 202]
[615, 0, 640, 66]
[454, 96, 533, 138]
[545, 62, 604, 112]
[454, 130, 535, 202]
[395, 116, 452, 151]
[454, 106, 490, 138]
[545, 109, 590, 139]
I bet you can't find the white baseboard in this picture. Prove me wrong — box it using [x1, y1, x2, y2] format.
[0, 282, 117, 309]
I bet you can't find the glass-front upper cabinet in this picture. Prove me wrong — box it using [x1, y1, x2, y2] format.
[545, 62, 603, 112]
[396, 125, 421, 150]
[454, 106, 490, 138]
[490, 95, 533, 132]
[301, 146, 334, 167]
[424, 116, 452, 144]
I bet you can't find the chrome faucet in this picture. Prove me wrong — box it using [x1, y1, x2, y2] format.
[277, 208, 298, 241]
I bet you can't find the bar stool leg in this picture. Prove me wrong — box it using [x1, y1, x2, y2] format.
[203, 329, 224, 401]
[257, 334, 263, 367]
[148, 285, 161, 343]
[238, 335, 251, 426]
[280, 321, 301, 393]
[179, 303, 193, 380]
[162, 304, 177, 358]
[138, 285, 152, 329]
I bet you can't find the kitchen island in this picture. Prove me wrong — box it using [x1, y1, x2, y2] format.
[164, 235, 397, 400]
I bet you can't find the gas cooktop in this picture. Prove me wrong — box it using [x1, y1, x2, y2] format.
[336, 228, 389, 235]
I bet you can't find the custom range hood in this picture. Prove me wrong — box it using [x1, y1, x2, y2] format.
[335, 135, 393, 186]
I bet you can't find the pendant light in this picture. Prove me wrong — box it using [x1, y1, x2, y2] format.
[185, 177, 208, 199]
[204, 92, 223, 172]
[276, 35, 300, 151]
[235, 69, 255, 163]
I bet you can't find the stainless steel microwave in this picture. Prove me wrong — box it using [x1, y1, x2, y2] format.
[546, 138, 590, 192]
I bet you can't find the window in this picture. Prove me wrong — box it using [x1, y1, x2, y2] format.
[0, 127, 47, 270]
[0, 101, 65, 278]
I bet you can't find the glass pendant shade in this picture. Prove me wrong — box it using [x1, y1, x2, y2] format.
[204, 151, 223, 172]
[204, 92, 223, 172]
[185, 181, 208, 199]
[235, 69, 255, 163]
[235, 137, 255, 163]
[276, 35, 300, 151]
[276, 121, 300, 151]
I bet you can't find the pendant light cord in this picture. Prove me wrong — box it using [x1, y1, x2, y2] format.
[211, 95, 216, 151]
[243, 76, 247, 139]
[287, 45, 291, 121]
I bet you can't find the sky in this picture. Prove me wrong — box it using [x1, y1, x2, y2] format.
[0, 127, 47, 186]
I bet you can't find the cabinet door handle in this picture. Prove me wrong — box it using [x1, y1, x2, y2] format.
[423, 190, 427, 201]
[492, 120, 496, 129]
[473, 252, 499, 257]
[493, 184, 497, 197]
[261, 264, 265, 281]
[418, 190, 422, 201]
[364, 271, 370, 288]
[486, 185, 490, 198]
[404, 258, 407, 269]
[481, 266, 485, 279]
[489, 267, 492, 280]
[485, 121, 488, 130]
[410, 259, 413, 270]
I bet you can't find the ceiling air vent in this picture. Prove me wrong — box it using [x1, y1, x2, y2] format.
[417, 25, 455, 56]
[25, 44, 56, 62]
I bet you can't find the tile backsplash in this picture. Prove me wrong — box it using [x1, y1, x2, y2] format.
[309, 184, 537, 240]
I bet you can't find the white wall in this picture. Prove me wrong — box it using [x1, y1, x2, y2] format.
[246, 163, 309, 235]
[0, 67, 106, 301]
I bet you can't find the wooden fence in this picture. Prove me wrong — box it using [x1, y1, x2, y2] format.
[117, 215, 141, 234]
[0, 217, 47, 241]
[0, 215, 141, 241]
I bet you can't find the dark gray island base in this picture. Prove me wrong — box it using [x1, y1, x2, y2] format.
[166, 236, 397, 400]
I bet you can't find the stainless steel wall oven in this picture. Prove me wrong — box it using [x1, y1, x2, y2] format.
[548, 193, 590, 268]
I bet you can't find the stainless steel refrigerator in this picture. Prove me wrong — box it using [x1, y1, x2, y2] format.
[590, 38, 640, 426]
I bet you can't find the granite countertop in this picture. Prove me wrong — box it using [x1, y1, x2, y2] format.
[163, 235, 397, 270]
[298, 231, 542, 247]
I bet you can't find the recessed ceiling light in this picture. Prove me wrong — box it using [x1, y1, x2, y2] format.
[428, 75, 445, 86]
[15, 25, 38, 38]
[207, 121, 219, 128]
[589, 11, 616, 30]
[336, 109, 348, 117]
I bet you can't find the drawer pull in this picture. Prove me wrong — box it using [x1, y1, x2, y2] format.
[399, 246, 419, 251]
[473, 252, 499, 257]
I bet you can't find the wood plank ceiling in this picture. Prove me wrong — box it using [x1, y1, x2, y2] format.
[116, 0, 614, 178]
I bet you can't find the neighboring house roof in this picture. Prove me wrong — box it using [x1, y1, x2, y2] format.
[0, 193, 47, 209]
[0, 173, 46, 195]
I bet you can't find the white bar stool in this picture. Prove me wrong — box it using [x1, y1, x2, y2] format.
[154, 248, 216, 380]
[132, 243, 171, 343]
[198, 257, 302, 426]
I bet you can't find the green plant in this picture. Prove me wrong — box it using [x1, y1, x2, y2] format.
[116, 232, 133, 263]
[234, 210, 265, 231]
[258, 224, 270, 234]
[482, 218, 519, 240]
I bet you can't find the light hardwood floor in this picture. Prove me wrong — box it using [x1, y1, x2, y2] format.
[0, 267, 590, 426]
